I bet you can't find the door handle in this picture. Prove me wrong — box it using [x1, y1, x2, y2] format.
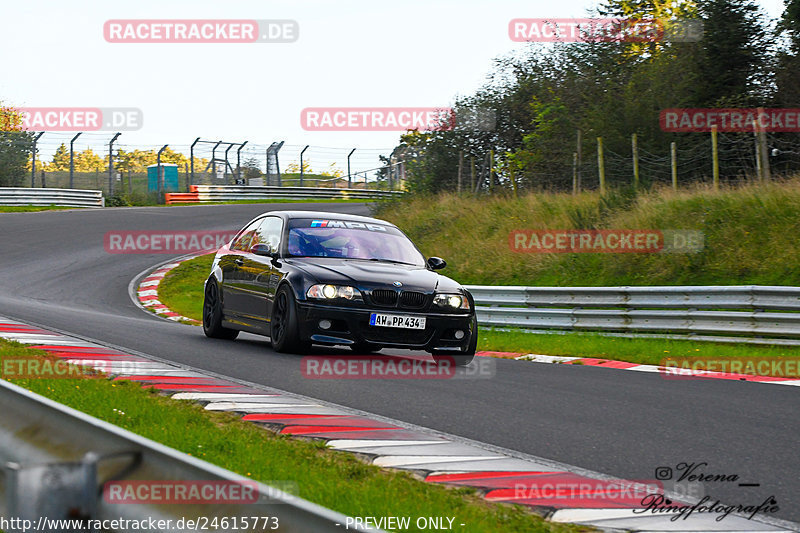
[234, 258, 243, 266]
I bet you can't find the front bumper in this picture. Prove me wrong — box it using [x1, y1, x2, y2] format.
[295, 301, 475, 352]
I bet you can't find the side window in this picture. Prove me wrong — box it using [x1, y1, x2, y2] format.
[230, 218, 263, 251]
[254, 217, 283, 251]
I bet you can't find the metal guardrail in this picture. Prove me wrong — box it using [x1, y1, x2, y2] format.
[165, 185, 403, 204]
[0, 188, 104, 208]
[0, 379, 374, 532]
[465, 285, 800, 343]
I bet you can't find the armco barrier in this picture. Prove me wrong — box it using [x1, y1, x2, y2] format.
[465, 285, 800, 344]
[0, 379, 375, 531]
[0, 187, 104, 208]
[166, 185, 403, 204]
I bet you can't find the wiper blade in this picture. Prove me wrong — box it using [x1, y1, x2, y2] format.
[360, 258, 416, 266]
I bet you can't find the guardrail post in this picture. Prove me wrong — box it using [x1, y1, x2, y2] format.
[6, 453, 99, 521]
[108, 132, 121, 196]
[30, 132, 43, 187]
[69, 132, 82, 189]
[347, 148, 356, 188]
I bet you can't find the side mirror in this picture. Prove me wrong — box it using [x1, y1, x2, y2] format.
[427, 257, 447, 270]
[251, 243, 278, 258]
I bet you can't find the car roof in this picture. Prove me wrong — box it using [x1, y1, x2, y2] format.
[262, 210, 397, 228]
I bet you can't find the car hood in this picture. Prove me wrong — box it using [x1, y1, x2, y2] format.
[287, 258, 463, 293]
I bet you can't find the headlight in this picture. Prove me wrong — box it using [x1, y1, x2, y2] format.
[307, 284, 362, 301]
[433, 293, 470, 310]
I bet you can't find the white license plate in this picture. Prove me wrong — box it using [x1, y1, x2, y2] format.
[369, 313, 426, 330]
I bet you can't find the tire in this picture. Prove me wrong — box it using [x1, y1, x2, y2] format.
[432, 316, 477, 367]
[350, 342, 381, 354]
[270, 285, 308, 353]
[203, 278, 239, 340]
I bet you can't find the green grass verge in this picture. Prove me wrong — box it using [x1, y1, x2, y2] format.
[0, 339, 582, 533]
[157, 254, 800, 373]
[0, 205, 74, 212]
[156, 254, 214, 319]
[373, 180, 800, 286]
[479, 328, 800, 369]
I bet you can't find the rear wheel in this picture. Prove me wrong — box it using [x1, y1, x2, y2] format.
[270, 285, 308, 353]
[203, 279, 239, 340]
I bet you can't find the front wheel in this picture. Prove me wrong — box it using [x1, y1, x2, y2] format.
[203, 278, 239, 340]
[270, 285, 308, 353]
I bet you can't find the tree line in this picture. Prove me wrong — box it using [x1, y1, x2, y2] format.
[393, 0, 800, 194]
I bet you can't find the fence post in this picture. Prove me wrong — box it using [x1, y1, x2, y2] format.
[300, 145, 309, 187]
[757, 107, 770, 182]
[347, 148, 355, 188]
[236, 141, 248, 185]
[572, 152, 578, 194]
[31, 132, 44, 187]
[670, 142, 677, 191]
[711, 126, 719, 190]
[488, 150, 494, 193]
[510, 165, 518, 198]
[631, 133, 639, 190]
[190, 137, 200, 186]
[457, 151, 463, 193]
[470, 157, 476, 192]
[157, 144, 168, 204]
[754, 120, 762, 182]
[108, 132, 121, 196]
[576, 128, 582, 192]
[597, 137, 605, 194]
[69, 132, 82, 189]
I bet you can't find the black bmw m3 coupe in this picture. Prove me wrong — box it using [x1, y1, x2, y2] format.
[202, 211, 477, 366]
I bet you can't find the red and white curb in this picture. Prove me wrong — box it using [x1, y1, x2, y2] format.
[505, 353, 800, 387]
[134, 256, 202, 324]
[0, 317, 795, 532]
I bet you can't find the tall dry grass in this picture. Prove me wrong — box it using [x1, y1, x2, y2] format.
[375, 179, 800, 286]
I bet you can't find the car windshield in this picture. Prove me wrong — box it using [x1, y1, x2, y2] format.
[286, 218, 425, 266]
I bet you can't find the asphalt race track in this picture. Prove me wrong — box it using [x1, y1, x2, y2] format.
[1, 203, 798, 521]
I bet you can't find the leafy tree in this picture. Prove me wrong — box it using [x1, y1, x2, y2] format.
[693, 0, 771, 105]
[0, 103, 33, 186]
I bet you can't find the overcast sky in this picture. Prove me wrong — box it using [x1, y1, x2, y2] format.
[1, 0, 786, 173]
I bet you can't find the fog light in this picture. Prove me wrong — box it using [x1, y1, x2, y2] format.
[454, 329, 465, 340]
[319, 319, 332, 330]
